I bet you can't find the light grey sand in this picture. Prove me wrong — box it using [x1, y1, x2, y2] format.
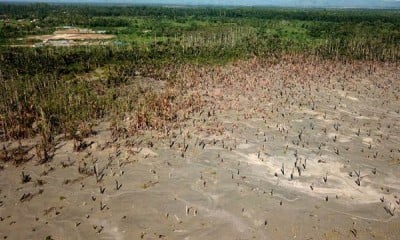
[1, 57, 399, 239]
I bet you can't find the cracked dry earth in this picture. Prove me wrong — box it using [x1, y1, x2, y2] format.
[1, 57, 400, 239]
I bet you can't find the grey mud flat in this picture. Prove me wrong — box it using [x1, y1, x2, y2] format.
[0, 57, 399, 239]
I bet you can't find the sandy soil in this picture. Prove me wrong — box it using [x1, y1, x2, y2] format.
[29, 33, 115, 41]
[27, 28, 115, 42]
[0, 57, 399, 239]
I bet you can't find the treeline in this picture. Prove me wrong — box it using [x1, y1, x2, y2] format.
[1, 3, 400, 24]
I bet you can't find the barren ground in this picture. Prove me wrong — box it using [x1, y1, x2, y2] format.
[0, 57, 399, 239]
[26, 28, 115, 44]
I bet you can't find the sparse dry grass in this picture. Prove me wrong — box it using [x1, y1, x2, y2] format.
[1, 53, 399, 165]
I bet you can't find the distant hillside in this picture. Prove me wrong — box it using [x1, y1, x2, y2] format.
[1, 0, 400, 8]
